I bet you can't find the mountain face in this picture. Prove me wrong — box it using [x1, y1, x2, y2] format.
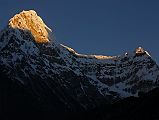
[0, 10, 159, 118]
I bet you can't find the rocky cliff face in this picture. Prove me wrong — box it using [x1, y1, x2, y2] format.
[0, 10, 159, 113]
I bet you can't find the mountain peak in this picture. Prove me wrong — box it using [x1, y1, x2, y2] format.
[8, 10, 52, 43]
[1, 10, 159, 116]
[135, 47, 151, 57]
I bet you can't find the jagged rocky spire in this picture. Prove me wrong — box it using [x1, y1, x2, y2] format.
[8, 10, 52, 43]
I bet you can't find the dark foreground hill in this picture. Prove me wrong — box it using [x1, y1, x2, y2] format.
[1, 74, 159, 120]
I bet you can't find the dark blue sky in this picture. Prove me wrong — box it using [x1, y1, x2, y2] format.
[0, 0, 159, 63]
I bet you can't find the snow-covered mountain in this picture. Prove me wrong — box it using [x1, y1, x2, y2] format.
[0, 10, 159, 112]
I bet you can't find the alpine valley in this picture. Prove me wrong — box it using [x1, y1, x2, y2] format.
[0, 10, 159, 120]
